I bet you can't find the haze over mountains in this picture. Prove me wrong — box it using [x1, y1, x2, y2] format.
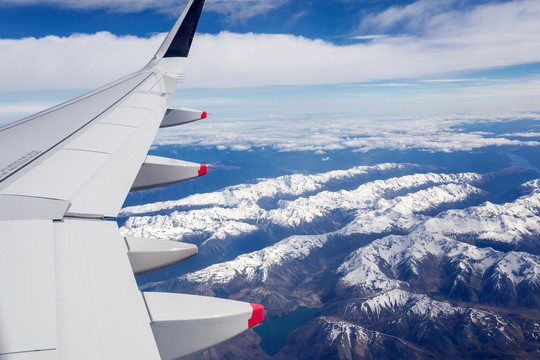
[120, 123, 540, 359]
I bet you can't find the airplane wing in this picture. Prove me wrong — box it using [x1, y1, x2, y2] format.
[0, 1, 264, 359]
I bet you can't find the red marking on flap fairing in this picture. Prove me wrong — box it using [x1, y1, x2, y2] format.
[201, 111, 207, 119]
[198, 164, 207, 176]
[248, 303, 264, 328]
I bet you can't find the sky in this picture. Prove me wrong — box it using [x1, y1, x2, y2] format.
[0, 0, 539, 140]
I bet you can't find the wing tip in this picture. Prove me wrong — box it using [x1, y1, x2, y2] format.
[162, 0, 206, 59]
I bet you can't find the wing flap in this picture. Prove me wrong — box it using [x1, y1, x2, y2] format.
[0, 195, 69, 220]
[54, 220, 160, 359]
[0, 220, 57, 356]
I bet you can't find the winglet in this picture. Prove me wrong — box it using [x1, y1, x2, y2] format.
[151, 0, 205, 62]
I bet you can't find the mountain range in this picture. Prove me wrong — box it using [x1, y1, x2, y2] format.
[121, 161, 540, 359]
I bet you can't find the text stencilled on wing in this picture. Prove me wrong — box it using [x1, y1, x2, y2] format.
[0, 150, 41, 182]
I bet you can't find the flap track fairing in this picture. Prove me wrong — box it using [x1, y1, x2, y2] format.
[131, 155, 207, 192]
[160, 106, 207, 129]
[125, 237, 198, 275]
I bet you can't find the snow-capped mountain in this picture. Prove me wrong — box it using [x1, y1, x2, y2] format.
[422, 179, 540, 253]
[126, 162, 540, 359]
[336, 180, 540, 308]
[121, 165, 484, 264]
[121, 163, 417, 216]
[307, 289, 532, 359]
[142, 168, 488, 309]
[121, 163, 427, 251]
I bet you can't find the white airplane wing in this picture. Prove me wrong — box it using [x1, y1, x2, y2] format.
[0, 1, 264, 359]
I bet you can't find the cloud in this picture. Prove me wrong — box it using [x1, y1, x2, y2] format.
[348, 35, 389, 40]
[230, 144, 252, 151]
[0, 101, 59, 127]
[0, 101, 55, 115]
[500, 132, 540, 138]
[0, 0, 176, 12]
[359, 0, 458, 35]
[184, 0, 540, 87]
[340, 83, 419, 87]
[0, 0, 539, 91]
[358, 0, 537, 41]
[154, 112, 540, 153]
[0, 32, 162, 92]
[0, 0, 287, 18]
[204, 0, 287, 20]
[418, 79, 485, 83]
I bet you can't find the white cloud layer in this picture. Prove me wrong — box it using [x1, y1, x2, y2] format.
[0, 101, 56, 115]
[186, 0, 540, 87]
[204, 0, 287, 20]
[154, 112, 540, 154]
[0, 0, 539, 91]
[0, 101, 61, 126]
[0, 32, 162, 91]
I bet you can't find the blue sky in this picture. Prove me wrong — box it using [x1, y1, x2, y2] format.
[0, 0, 514, 40]
[0, 0, 455, 39]
[0, 0, 539, 127]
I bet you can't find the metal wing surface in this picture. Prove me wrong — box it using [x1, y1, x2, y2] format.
[0, 1, 264, 359]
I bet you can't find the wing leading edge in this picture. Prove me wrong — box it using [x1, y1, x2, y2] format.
[0, 1, 264, 359]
